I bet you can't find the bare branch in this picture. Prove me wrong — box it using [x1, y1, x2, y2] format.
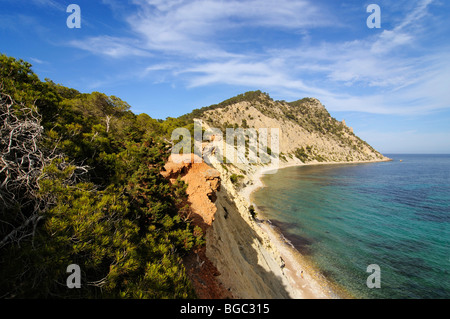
[0, 90, 88, 248]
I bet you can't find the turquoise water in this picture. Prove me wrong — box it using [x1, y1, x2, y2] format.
[252, 155, 450, 299]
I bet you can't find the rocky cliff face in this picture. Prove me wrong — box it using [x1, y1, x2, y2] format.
[171, 92, 390, 298]
[162, 154, 221, 231]
[162, 154, 303, 298]
[162, 154, 233, 299]
[198, 92, 388, 163]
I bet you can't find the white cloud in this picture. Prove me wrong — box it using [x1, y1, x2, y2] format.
[30, 0, 66, 11]
[124, 0, 334, 58]
[69, 0, 449, 116]
[395, 0, 433, 30]
[69, 36, 151, 58]
[180, 58, 334, 99]
[29, 57, 46, 64]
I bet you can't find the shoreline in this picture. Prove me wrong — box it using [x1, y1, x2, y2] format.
[241, 157, 392, 299]
[242, 157, 392, 202]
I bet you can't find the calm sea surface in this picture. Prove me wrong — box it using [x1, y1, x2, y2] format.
[252, 154, 450, 299]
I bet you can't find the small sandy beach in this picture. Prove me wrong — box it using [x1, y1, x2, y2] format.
[241, 158, 391, 299]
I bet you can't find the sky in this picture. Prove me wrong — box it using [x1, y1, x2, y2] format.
[1, 0, 449, 154]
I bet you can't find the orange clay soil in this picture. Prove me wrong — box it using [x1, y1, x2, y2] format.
[161, 154, 233, 299]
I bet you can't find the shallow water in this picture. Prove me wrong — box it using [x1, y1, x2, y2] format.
[252, 155, 450, 299]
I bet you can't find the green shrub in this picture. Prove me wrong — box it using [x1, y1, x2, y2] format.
[249, 205, 257, 219]
[230, 174, 244, 185]
[0, 54, 201, 299]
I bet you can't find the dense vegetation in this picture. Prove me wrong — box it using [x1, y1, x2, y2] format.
[0, 54, 202, 298]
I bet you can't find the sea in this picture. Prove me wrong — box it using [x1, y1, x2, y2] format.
[252, 154, 450, 299]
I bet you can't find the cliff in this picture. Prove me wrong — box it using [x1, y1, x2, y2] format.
[196, 93, 387, 163]
[161, 154, 233, 299]
[172, 91, 390, 298]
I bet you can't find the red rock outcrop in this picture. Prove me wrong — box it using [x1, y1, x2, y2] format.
[161, 154, 232, 299]
[162, 154, 220, 231]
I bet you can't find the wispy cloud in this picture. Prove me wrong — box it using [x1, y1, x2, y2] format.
[29, 57, 46, 64]
[30, 0, 66, 11]
[127, 0, 334, 58]
[71, 0, 333, 58]
[69, 36, 151, 58]
[69, 0, 449, 115]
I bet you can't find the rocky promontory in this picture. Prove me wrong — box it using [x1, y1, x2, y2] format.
[167, 91, 391, 298]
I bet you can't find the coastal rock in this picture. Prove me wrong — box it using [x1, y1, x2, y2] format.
[162, 154, 232, 299]
[170, 92, 390, 299]
[192, 94, 390, 299]
[200, 93, 390, 163]
[162, 154, 220, 229]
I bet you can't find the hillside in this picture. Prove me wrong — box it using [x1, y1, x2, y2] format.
[1, 54, 389, 299]
[0, 54, 202, 298]
[177, 91, 390, 298]
[185, 90, 386, 164]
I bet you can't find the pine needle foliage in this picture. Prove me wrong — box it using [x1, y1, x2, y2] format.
[0, 54, 201, 299]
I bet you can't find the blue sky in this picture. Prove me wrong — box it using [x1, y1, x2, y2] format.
[1, 0, 449, 154]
